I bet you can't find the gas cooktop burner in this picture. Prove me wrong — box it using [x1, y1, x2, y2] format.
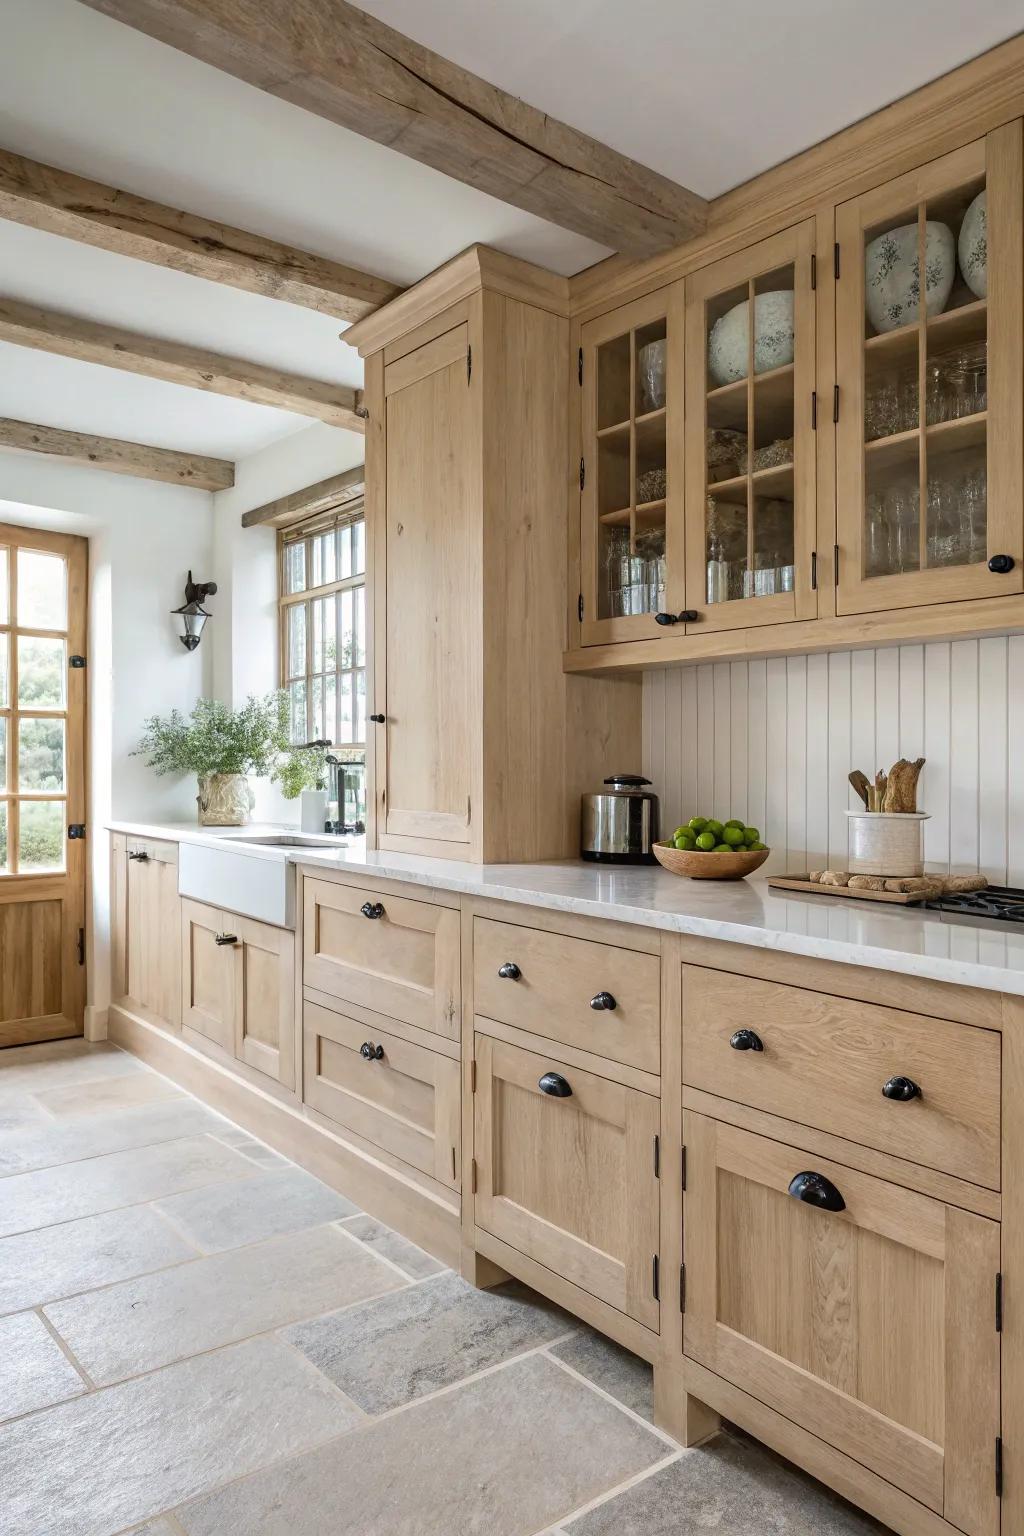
[925, 885, 1024, 923]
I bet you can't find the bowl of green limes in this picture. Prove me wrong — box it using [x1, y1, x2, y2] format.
[653, 817, 769, 880]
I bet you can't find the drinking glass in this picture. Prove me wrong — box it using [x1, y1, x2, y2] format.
[865, 490, 891, 577]
[888, 481, 920, 573]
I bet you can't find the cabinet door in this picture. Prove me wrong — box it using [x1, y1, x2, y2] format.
[474, 1033, 660, 1330]
[836, 124, 1023, 614]
[180, 898, 235, 1053]
[684, 221, 817, 630]
[378, 322, 476, 849]
[683, 1114, 1000, 1535]
[233, 915, 295, 1090]
[122, 838, 181, 1027]
[304, 999, 460, 1189]
[579, 285, 684, 646]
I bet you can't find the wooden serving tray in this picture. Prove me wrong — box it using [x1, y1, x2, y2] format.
[768, 874, 936, 906]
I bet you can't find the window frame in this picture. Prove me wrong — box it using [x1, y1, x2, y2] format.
[277, 501, 367, 750]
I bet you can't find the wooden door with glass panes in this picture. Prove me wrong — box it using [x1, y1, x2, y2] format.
[836, 125, 1023, 614]
[579, 284, 684, 645]
[684, 222, 817, 630]
[0, 524, 87, 1046]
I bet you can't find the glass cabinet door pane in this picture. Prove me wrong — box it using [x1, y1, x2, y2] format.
[18, 799, 65, 873]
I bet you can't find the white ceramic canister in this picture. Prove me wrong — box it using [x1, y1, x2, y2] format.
[846, 810, 930, 877]
[300, 788, 330, 834]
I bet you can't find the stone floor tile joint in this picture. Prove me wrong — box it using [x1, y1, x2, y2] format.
[542, 1348, 682, 1451]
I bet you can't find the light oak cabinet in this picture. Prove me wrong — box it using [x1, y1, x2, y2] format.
[180, 897, 295, 1091]
[111, 833, 181, 1029]
[683, 1113, 1000, 1536]
[473, 1031, 661, 1331]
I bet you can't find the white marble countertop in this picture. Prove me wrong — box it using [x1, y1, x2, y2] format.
[108, 820, 1024, 998]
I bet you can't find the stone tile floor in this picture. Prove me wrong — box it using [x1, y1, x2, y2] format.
[0, 1039, 892, 1536]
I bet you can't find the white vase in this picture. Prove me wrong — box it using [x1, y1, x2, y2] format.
[708, 290, 795, 387]
[196, 773, 254, 827]
[847, 811, 930, 877]
[958, 189, 987, 298]
[300, 789, 329, 834]
[637, 338, 667, 412]
[865, 220, 955, 334]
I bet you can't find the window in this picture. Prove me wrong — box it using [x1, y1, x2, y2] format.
[279, 506, 367, 823]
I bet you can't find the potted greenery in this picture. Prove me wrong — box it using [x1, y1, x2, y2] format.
[272, 740, 332, 832]
[134, 693, 291, 826]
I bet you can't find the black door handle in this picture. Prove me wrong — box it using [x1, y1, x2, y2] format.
[590, 991, 617, 1011]
[214, 933, 238, 946]
[538, 1071, 572, 1098]
[369, 713, 386, 723]
[654, 610, 700, 626]
[730, 1028, 764, 1052]
[882, 1075, 921, 1102]
[498, 962, 521, 980]
[360, 1041, 385, 1061]
[788, 1171, 846, 1212]
[360, 901, 385, 919]
[128, 851, 149, 862]
[989, 554, 1015, 574]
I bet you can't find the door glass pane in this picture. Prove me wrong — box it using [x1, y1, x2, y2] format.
[17, 636, 65, 709]
[18, 718, 65, 792]
[353, 586, 365, 667]
[19, 799, 65, 873]
[0, 548, 8, 625]
[287, 606, 306, 680]
[0, 633, 7, 707]
[354, 670, 365, 744]
[324, 673, 337, 746]
[17, 549, 67, 630]
[339, 589, 355, 670]
[284, 541, 306, 595]
[0, 802, 6, 872]
[0, 719, 6, 791]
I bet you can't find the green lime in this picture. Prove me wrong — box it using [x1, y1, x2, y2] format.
[705, 819, 724, 839]
[749, 841, 767, 851]
[724, 819, 744, 829]
[743, 826, 760, 844]
[673, 826, 690, 840]
[674, 833, 695, 850]
[713, 842, 732, 852]
[695, 831, 716, 851]
[688, 816, 708, 833]
[722, 825, 745, 846]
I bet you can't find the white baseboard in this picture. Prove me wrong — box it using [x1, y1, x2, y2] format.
[84, 1005, 109, 1042]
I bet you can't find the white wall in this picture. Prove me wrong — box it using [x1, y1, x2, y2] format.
[0, 450, 214, 1018]
[643, 636, 1024, 884]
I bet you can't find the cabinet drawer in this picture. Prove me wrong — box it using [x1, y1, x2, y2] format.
[681, 966, 1000, 1189]
[473, 918, 660, 1075]
[303, 878, 460, 1040]
[303, 1000, 460, 1190]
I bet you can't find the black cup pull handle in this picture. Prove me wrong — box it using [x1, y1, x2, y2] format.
[369, 713, 386, 723]
[128, 850, 149, 862]
[538, 1071, 572, 1098]
[360, 901, 385, 920]
[882, 1075, 921, 1102]
[498, 962, 521, 980]
[989, 554, 1015, 574]
[730, 1028, 764, 1052]
[360, 1041, 385, 1061]
[214, 933, 238, 946]
[590, 991, 617, 1011]
[788, 1171, 846, 1213]
[654, 610, 700, 626]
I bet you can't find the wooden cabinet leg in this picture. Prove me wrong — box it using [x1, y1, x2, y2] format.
[460, 1246, 510, 1290]
[654, 1363, 721, 1447]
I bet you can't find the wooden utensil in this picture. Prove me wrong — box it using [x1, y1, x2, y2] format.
[849, 770, 870, 807]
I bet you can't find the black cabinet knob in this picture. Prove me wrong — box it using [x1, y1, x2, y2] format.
[369, 713, 386, 723]
[654, 611, 681, 626]
[590, 991, 617, 1011]
[730, 1028, 764, 1052]
[360, 1041, 385, 1061]
[214, 933, 238, 946]
[128, 850, 149, 862]
[654, 611, 700, 626]
[882, 1075, 921, 1102]
[498, 961, 521, 980]
[538, 1071, 572, 1098]
[360, 901, 385, 919]
[680, 610, 699, 622]
[989, 554, 1015, 574]
[788, 1171, 846, 1212]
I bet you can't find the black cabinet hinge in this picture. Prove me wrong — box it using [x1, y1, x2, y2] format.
[834, 542, 840, 587]
[679, 1262, 687, 1313]
[578, 347, 583, 386]
[471, 1158, 478, 1194]
[470, 1059, 476, 1094]
[996, 1436, 1003, 1498]
[810, 253, 816, 291]
[69, 654, 86, 669]
[67, 824, 86, 840]
[833, 384, 840, 424]
[834, 242, 841, 280]
[652, 1254, 660, 1302]
[466, 345, 472, 385]
[77, 927, 85, 966]
[577, 593, 584, 624]
[681, 1144, 687, 1191]
[811, 391, 817, 431]
[996, 1272, 1003, 1332]
[811, 550, 818, 591]
[653, 1134, 660, 1178]
[579, 457, 585, 491]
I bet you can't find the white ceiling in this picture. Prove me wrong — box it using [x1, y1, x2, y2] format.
[0, 0, 1019, 465]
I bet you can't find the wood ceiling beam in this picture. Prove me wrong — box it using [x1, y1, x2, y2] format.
[0, 147, 400, 323]
[0, 416, 234, 490]
[241, 463, 364, 528]
[78, 0, 708, 259]
[0, 297, 365, 430]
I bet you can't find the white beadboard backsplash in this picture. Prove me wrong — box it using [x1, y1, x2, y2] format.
[642, 637, 1024, 884]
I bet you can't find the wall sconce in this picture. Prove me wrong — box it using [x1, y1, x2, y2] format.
[172, 571, 218, 651]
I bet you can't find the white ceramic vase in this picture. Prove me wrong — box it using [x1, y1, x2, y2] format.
[637, 338, 667, 412]
[300, 788, 329, 834]
[864, 220, 955, 333]
[707, 290, 795, 386]
[196, 773, 254, 827]
[846, 811, 930, 877]
[958, 189, 987, 298]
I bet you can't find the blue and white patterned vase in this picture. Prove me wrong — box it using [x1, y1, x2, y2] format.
[864, 220, 954, 333]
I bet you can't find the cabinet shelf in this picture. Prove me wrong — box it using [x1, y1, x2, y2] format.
[596, 419, 630, 439]
[635, 498, 667, 526]
[864, 300, 988, 365]
[599, 507, 631, 527]
[926, 410, 987, 456]
[864, 426, 920, 473]
[752, 462, 795, 497]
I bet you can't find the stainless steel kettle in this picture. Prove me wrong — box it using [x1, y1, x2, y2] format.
[580, 775, 660, 864]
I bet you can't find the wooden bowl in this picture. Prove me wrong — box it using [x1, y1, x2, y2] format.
[652, 840, 770, 880]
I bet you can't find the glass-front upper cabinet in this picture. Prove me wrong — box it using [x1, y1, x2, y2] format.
[683, 222, 817, 631]
[579, 285, 684, 646]
[835, 126, 1023, 614]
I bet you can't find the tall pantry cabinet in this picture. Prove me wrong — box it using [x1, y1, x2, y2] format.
[344, 246, 640, 865]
